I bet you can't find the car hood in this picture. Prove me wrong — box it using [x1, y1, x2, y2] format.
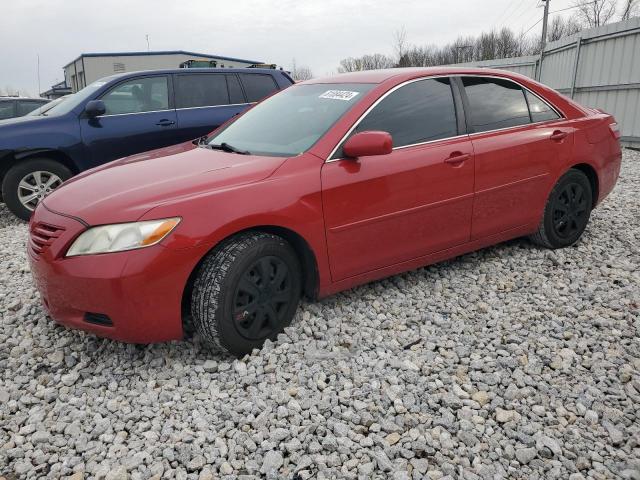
[43, 142, 288, 225]
[0, 114, 49, 126]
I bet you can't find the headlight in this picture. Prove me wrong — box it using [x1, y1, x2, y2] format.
[66, 217, 181, 257]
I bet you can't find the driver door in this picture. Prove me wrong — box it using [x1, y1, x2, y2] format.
[321, 77, 475, 281]
[79, 75, 178, 168]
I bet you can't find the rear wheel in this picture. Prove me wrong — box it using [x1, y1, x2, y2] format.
[2, 158, 72, 221]
[191, 232, 302, 356]
[530, 169, 593, 249]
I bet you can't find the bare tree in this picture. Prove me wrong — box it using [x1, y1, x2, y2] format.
[620, 0, 640, 19]
[393, 26, 410, 66]
[573, 0, 617, 27]
[338, 54, 395, 73]
[548, 15, 583, 41]
[290, 59, 313, 81]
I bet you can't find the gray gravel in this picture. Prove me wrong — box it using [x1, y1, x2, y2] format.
[1, 150, 639, 480]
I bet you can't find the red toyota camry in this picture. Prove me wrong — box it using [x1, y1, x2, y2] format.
[28, 67, 622, 355]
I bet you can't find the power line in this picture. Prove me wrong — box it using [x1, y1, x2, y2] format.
[520, 0, 598, 36]
[501, 0, 535, 29]
[509, 1, 545, 32]
[495, 0, 526, 29]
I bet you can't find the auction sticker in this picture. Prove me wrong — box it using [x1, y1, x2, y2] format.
[319, 90, 360, 101]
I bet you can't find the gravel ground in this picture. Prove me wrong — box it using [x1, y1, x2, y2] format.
[1, 150, 639, 480]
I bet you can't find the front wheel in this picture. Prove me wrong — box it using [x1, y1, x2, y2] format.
[191, 232, 302, 356]
[2, 158, 72, 221]
[530, 169, 593, 249]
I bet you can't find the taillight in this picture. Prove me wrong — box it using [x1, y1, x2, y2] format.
[609, 122, 621, 140]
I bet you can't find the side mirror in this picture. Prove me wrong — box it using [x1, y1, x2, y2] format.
[84, 100, 106, 117]
[343, 131, 392, 158]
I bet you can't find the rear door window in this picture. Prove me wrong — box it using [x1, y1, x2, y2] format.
[525, 90, 560, 123]
[175, 74, 230, 108]
[101, 76, 169, 115]
[226, 75, 246, 104]
[238, 74, 279, 102]
[354, 77, 458, 148]
[462, 77, 531, 132]
[0, 101, 15, 119]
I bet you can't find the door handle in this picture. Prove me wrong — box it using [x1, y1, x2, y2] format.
[444, 153, 471, 165]
[550, 130, 568, 141]
[156, 119, 175, 127]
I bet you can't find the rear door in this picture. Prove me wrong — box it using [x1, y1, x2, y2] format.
[459, 76, 574, 239]
[174, 73, 250, 141]
[321, 77, 475, 281]
[79, 74, 178, 167]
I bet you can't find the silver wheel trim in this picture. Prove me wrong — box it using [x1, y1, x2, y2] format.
[17, 171, 63, 211]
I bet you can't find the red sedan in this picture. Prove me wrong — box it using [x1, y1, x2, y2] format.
[28, 67, 622, 355]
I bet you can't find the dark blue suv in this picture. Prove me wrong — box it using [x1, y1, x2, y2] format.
[0, 68, 293, 220]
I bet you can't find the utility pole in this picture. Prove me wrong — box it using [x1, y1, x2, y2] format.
[537, 0, 551, 81]
[540, 0, 551, 50]
[146, 35, 150, 52]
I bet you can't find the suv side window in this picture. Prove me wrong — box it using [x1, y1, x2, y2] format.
[238, 74, 279, 102]
[101, 76, 169, 115]
[175, 74, 229, 108]
[226, 75, 245, 104]
[462, 77, 530, 132]
[355, 77, 458, 148]
[17, 101, 44, 116]
[0, 101, 15, 119]
[525, 90, 560, 123]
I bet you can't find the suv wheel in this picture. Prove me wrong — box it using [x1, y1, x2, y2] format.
[191, 232, 302, 356]
[2, 158, 72, 221]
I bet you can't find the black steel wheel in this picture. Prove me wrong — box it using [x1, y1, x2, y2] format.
[233, 256, 294, 340]
[191, 232, 302, 356]
[530, 169, 593, 249]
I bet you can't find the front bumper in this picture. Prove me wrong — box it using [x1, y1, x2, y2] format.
[28, 205, 207, 343]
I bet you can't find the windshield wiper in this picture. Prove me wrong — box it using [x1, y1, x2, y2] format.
[208, 142, 251, 155]
[194, 135, 208, 145]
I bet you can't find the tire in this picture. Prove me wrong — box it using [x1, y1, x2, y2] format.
[530, 169, 593, 249]
[2, 158, 72, 221]
[191, 232, 302, 356]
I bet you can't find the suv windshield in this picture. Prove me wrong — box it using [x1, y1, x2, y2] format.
[44, 77, 115, 116]
[207, 83, 374, 156]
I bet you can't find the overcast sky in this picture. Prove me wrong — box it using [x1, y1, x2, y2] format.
[3, 0, 577, 96]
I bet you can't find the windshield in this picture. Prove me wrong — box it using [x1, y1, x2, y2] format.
[44, 78, 112, 116]
[207, 83, 374, 156]
[27, 96, 67, 116]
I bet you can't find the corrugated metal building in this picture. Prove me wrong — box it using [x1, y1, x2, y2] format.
[450, 17, 640, 148]
[63, 50, 262, 92]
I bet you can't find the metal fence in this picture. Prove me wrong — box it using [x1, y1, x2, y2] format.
[451, 17, 640, 148]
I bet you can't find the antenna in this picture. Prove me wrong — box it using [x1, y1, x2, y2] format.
[37, 54, 41, 97]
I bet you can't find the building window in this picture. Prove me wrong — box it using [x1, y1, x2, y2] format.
[113, 62, 126, 73]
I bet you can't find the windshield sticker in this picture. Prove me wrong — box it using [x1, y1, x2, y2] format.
[319, 90, 360, 101]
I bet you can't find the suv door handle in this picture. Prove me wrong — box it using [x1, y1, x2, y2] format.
[444, 152, 471, 165]
[550, 130, 568, 141]
[156, 119, 175, 127]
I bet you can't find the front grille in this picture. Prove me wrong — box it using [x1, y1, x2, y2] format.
[29, 222, 65, 257]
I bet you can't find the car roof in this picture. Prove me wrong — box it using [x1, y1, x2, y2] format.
[303, 67, 530, 85]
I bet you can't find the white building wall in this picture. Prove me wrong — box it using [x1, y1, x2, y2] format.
[64, 53, 257, 91]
